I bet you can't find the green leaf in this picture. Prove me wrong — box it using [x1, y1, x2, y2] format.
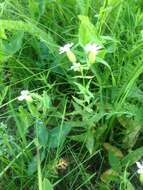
[27, 103, 40, 118]
[0, 31, 24, 62]
[107, 0, 120, 6]
[18, 106, 32, 135]
[99, 183, 111, 190]
[38, 0, 46, 16]
[86, 130, 94, 155]
[76, 0, 91, 15]
[0, 28, 7, 39]
[42, 91, 51, 114]
[29, 0, 39, 20]
[108, 151, 121, 172]
[78, 15, 100, 46]
[119, 116, 142, 149]
[27, 156, 37, 176]
[0, 86, 8, 105]
[33, 40, 49, 62]
[36, 122, 49, 148]
[0, 20, 57, 53]
[103, 143, 123, 159]
[101, 169, 119, 183]
[121, 146, 143, 167]
[29, 0, 45, 20]
[70, 131, 95, 154]
[43, 178, 53, 190]
[27, 149, 46, 176]
[70, 133, 87, 143]
[74, 81, 94, 103]
[48, 125, 72, 149]
[126, 180, 135, 190]
[94, 125, 107, 147]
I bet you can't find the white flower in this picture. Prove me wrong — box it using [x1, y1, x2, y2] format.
[18, 90, 32, 101]
[136, 161, 143, 174]
[59, 43, 74, 54]
[84, 43, 102, 53]
[70, 62, 81, 71]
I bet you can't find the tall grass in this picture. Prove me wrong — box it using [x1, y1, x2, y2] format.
[0, 0, 143, 189]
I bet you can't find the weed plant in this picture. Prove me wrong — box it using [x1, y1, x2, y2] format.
[0, 0, 143, 189]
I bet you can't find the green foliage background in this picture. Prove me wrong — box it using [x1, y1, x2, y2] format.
[0, 0, 143, 189]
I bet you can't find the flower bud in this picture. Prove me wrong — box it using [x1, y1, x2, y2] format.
[140, 174, 143, 184]
[88, 51, 96, 64]
[66, 51, 76, 63]
[85, 43, 102, 64]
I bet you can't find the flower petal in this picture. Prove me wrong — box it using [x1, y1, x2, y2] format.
[137, 169, 143, 174]
[21, 90, 29, 95]
[17, 96, 24, 101]
[59, 43, 73, 54]
[84, 44, 92, 52]
[136, 162, 143, 169]
[85, 43, 102, 53]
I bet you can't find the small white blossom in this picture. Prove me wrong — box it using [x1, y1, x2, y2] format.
[136, 161, 143, 174]
[85, 43, 102, 53]
[59, 43, 74, 54]
[18, 90, 32, 101]
[70, 62, 81, 72]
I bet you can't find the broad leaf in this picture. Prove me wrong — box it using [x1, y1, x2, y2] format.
[43, 178, 53, 190]
[103, 143, 123, 159]
[78, 15, 100, 46]
[108, 151, 121, 172]
[118, 116, 142, 149]
[121, 146, 143, 167]
[76, 0, 91, 15]
[37, 125, 49, 148]
[18, 106, 32, 135]
[101, 169, 118, 183]
[126, 181, 135, 190]
[27, 156, 37, 176]
[0, 31, 24, 62]
[48, 125, 72, 149]
[86, 130, 94, 155]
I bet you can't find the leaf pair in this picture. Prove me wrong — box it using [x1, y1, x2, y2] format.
[43, 178, 53, 190]
[36, 121, 72, 149]
[0, 31, 24, 62]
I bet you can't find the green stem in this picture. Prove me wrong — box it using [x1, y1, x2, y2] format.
[37, 146, 43, 190]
